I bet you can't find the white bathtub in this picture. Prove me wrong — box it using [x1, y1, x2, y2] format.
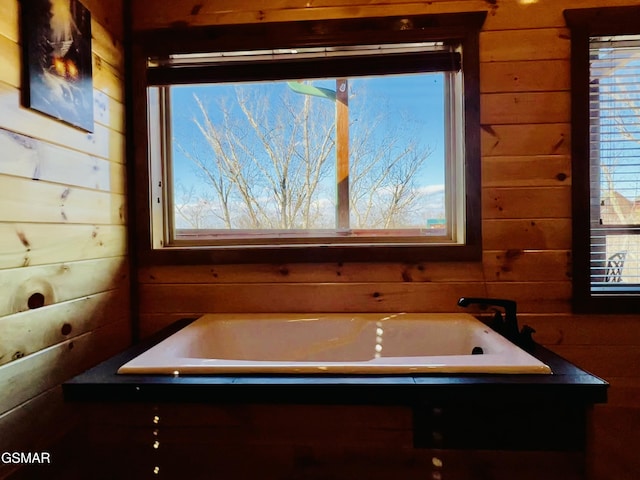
[118, 313, 551, 375]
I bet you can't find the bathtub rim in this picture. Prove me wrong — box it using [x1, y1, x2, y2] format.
[116, 313, 553, 375]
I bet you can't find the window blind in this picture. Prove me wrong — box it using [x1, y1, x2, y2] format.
[146, 43, 461, 86]
[589, 35, 640, 292]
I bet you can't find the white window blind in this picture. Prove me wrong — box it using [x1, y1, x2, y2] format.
[589, 35, 640, 293]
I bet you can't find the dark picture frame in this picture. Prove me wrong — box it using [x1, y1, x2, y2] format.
[20, 0, 94, 132]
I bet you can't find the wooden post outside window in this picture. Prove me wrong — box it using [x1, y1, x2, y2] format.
[336, 78, 350, 230]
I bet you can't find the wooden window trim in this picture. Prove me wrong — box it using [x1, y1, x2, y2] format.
[565, 6, 640, 313]
[131, 12, 486, 265]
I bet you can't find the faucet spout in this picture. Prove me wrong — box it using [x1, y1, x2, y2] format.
[457, 297, 520, 344]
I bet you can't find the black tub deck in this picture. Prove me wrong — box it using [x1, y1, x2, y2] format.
[64, 318, 607, 451]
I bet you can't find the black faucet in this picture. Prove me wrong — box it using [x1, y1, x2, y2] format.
[457, 297, 536, 350]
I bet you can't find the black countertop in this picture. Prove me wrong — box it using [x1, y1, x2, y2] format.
[63, 318, 608, 407]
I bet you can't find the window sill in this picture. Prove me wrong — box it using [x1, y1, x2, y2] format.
[141, 243, 482, 265]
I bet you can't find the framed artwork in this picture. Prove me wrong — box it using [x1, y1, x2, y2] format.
[21, 0, 94, 132]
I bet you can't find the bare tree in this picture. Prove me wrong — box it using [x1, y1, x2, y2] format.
[176, 81, 434, 230]
[349, 108, 433, 228]
[182, 86, 334, 229]
[173, 183, 219, 229]
[600, 77, 640, 225]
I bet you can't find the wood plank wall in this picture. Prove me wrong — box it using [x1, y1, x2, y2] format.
[129, 1, 640, 479]
[0, 0, 129, 478]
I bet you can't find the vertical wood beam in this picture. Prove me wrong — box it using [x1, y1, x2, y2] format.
[336, 78, 350, 229]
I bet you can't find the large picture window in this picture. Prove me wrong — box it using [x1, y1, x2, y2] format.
[134, 13, 485, 263]
[566, 7, 640, 312]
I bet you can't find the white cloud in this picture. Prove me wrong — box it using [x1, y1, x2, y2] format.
[417, 184, 445, 196]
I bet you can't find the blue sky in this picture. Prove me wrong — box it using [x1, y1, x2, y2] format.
[171, 72, 445, 184]
[168, 72, 447, 227]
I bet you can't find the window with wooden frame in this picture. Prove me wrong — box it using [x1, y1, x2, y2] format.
[133, 13, 485, 264]
[566, 6, 640, 312]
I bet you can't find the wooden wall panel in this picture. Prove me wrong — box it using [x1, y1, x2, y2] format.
[131, 0, 640, 32]
[0, 288, 129, 367]
[552, 346, 640, 379]
[138, 261, 485, 284]
[0, 224, 127, 269]
[506, 314, 640, 348]
[0, 128, 124, 191]
[93, 54, 124, 103]
[482, 155, 571, 187]
[480, 60, 570, 93]
[139, 281, 572, 316]
[482, 0, 640, 30]
[130, 0, 640, 32]
[139, 282, 488, 315]
[483, 219, 572, 250]
[0, 176, 126, 225]
[0, 1, 129, 477]
[480, 28, 571, 62]
[482, 187, 571, 219]
[0, 1, 19, 43]
[90, 21, 124, 71]
[0, 257, 129, 317]
[481, 92, 571, 125]
[485, 281, 572, 313]
[81, 0, 125, 40]
[590, 406, 640, 480]
[604, 378, 640, 408]
[94, 91, 125, 134]
[482, 250, 571, 282]
[0, 34, 20, 87]
[481, 123, 570, 156]
[132, 0, 490, 30]
[0, 319, 130, 417]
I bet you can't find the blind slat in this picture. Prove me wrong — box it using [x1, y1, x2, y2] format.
[589, 35, 640, 293]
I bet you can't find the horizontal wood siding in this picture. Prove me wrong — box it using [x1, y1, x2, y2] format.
[122, 1, 640, 480]
[0, 1, 129, 478]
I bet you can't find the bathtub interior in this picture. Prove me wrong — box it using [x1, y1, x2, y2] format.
[117, 313, 552, 375]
